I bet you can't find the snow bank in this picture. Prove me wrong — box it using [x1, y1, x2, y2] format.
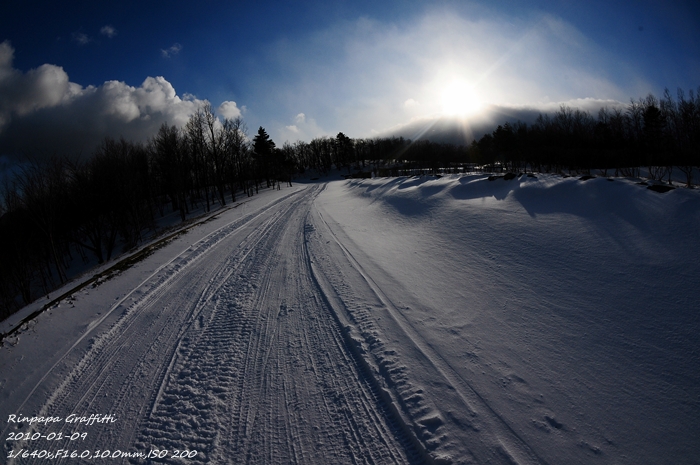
[315, 173, 700, 465]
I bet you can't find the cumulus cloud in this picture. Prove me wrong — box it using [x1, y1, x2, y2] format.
[218, 101, 242, 119]
[161, 43, 182, 58]
[100, 25, 117, 38]
[0, 41, 212, 157]
[0, 42, 81, 127]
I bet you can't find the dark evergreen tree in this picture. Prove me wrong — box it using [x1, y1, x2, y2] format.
[253, 127, 277, 188]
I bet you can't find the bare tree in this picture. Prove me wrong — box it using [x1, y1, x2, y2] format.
[223, 116, 249, 198]
[16, 156, 70, 283]
[202, 103, 228, 206]
[185, 108, 212, 212]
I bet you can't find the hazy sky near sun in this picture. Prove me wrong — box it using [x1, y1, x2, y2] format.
[0, 0, 698, 153]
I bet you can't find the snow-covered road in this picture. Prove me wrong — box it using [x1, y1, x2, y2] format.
[3, 185, 420, 464]
[3, 174, 699, 465]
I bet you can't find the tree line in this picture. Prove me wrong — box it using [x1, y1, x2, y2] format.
[472, 88, 700, 186]
[281, 87, 700, 183]
[0, 103, 289, 318]
[1, 88, 699, 318]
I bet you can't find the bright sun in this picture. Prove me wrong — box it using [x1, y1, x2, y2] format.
[440, 80, 482, 118]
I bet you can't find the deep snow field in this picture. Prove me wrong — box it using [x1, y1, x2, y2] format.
[1, 173, 699, 465]
[313, 173, 700, 464]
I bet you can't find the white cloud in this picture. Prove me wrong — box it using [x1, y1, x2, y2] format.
[277, 112, 325, 142]
[100, 25, 117, 38]
[72, 32, 91, 45]
[218, 101, 242, 119]
[0, 41, 216, 156]
[161, 43, 182, 58]
[261, 8, 648, 140]
[0, 43, 80, 125]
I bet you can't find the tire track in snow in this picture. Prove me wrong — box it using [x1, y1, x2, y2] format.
[309, 188, 549, 465]
[134, 184, 417, 464]
[9, 183, 421, 464]
[10, 189, 308, 463]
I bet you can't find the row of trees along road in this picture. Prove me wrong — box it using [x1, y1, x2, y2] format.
[0, 103, 296, 318]
[1, 88, 699, 319]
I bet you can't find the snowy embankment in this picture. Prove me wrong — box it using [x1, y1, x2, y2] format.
[311, 173, 700, 465]
[1, 173, 698, 465]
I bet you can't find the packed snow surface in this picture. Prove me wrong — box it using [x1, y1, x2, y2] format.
[1, 174, 699, 464]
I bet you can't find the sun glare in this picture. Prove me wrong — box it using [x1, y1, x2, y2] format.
[440, 80, 482, 118]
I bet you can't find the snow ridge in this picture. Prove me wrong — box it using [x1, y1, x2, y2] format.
[307, 190, 547, 465]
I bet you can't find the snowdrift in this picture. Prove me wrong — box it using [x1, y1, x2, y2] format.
[314, 173, 700, 465]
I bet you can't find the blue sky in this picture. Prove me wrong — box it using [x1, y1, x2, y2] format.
[0, 0, 698, 154]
